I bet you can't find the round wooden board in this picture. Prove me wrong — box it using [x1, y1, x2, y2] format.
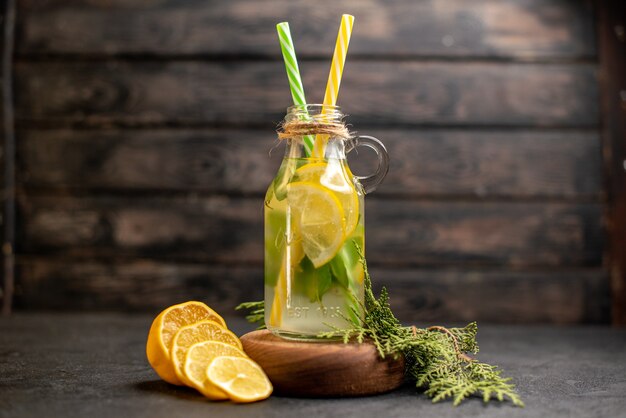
[240, 330, 405, 397]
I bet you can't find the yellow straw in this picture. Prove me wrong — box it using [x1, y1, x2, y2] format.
[313, 14, 354, 158]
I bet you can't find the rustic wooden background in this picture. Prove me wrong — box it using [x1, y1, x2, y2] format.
[1, 0, 624, 324]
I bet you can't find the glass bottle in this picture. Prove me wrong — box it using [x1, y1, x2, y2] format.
[264, 105, 389, 340]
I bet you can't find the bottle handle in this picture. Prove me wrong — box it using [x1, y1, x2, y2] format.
[347, 135, 389, 194]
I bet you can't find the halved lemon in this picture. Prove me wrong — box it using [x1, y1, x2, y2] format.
[171, 320, 242, 385]
[286, 181, 345, 267]
[183, 341, 247, 400]
[207, 356, 273, 403]
[146, 301, 226, 385]
[295, 161, 360, 236]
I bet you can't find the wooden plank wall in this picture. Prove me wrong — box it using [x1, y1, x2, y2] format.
[11, 0, 609, 323]
[1, 0, 17, 315]
[0, 1, 5, 313]
[598, 0, 626, 325]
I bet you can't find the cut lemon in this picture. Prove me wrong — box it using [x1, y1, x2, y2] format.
[183, 341, 247, 400]
[269, 226, 305, 328]
[269, 262, 287, 328]
[287, 181, 345, 267]
[207, 356, 273, 403]
[295, 161, 360, 236]
[146, 301, 226, 385]
[171, 320, 242, 385]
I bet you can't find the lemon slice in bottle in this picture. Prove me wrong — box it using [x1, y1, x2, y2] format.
[295, 161, 359, 237]
[286, 181, 345, 267]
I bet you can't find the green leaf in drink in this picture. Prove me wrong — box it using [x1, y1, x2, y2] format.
[295, 256, 332, 303]
[329, 226, 364, 290]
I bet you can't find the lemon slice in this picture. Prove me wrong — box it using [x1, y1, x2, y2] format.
[171, 320, 242, 385]
[146, 301, 226, 385]
[286, 181, 345, 267]
[295, 161, 359, 236]
[207, 356, 273, 403]
[183, 341, 248, 400]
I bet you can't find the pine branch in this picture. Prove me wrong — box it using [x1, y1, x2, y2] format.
[235, 301, 266, 329]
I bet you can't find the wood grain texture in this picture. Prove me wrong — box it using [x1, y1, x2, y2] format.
[17, 196, 603, 267]
[15, 259, 609, 324]
[0, 0, 6, 312]
[1, 0, 16, 315]
[597, 0, 626, 325]
[18, 128, 603, 198]
[9, 0, 609, 324]
[14, 61, 599, 127]
[240, 330, 405, 397]
[16, 0, 596, 59]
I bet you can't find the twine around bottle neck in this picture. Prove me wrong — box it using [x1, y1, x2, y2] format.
[277, 119, 352, 140]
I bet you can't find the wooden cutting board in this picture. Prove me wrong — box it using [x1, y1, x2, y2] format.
[240, 330, 405, 397]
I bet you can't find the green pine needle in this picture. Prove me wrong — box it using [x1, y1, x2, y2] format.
[235, 301, 266, 329]
[236, 250, 524, 407]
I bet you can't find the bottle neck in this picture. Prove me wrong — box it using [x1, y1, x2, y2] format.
[284, 137, 348, 160]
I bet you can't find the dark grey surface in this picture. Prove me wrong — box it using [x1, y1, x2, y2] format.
[1, 313, 625, 418]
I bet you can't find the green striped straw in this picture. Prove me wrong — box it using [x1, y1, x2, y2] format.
[276, 22, 314, 156]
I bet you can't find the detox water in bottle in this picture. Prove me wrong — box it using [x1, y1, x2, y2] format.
[264, 105, 388, 340]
